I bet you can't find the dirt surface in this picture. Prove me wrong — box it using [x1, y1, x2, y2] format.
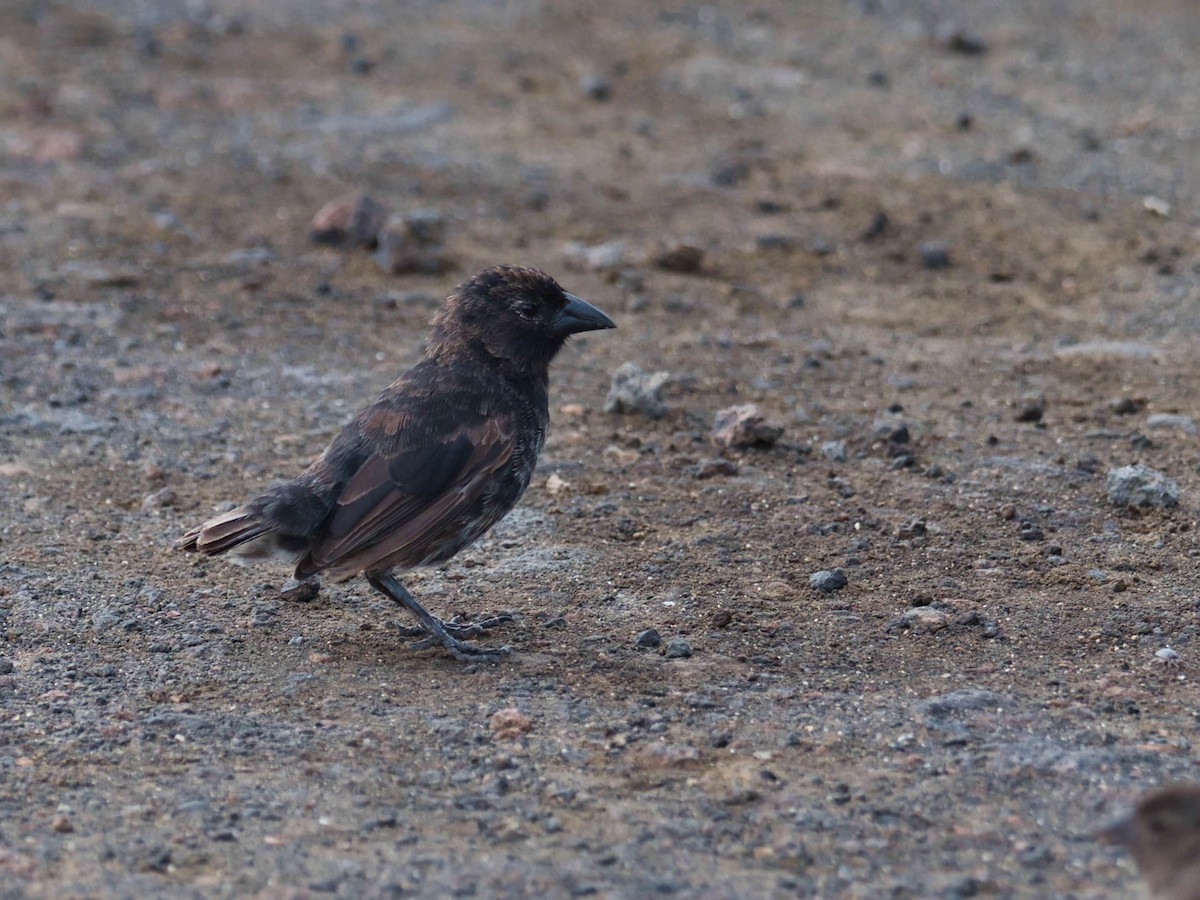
[3, 1, 1200, 896]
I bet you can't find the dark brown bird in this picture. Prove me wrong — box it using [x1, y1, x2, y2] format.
[179, 265, 614, 660]
[1099, 784, 1200, 900]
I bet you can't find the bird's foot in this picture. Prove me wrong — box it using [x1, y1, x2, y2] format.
[396, 613, 515, 661]
[405, 633, 511, 661]
[396, 613, 515, 640]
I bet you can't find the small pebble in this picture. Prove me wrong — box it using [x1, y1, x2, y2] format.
[1109, 397, 1145, 415]
[1014, 395, 1046, 423]
[692, 458, 739, 479]
[0, 657, 12, 675]
[918, 241, 951, 269]
[935, 21, 988, 54]
[807, 237, 835, 256]
[52, 815, 74, 834]
[861, 211, 890, 241]
[1143, 195, 1171, 217]
[1018, 521, 1044, 541]
[810, 569, 848, 592]
[634, 628, 662, 649]
[309, 193, 385, 248]
[664, 638, 692, 659]
[653, 241, 704, 273]
[711, 157, 749, 187]
[490, 708, 534, 740]
[820, 440, 847, 463]
[280, 578, 320, 602]
[894, 607, 949, 631]
[579, 72, 612, 101]
[1155, 647, 1180, 664]
[141, 486, 178, 512]
[755, 233, 796, 252]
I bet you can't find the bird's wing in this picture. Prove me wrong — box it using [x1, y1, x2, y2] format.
[297, 410, 516, 579]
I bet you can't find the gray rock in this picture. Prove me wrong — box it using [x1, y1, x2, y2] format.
[820, 440, 847, 463]
[91, 607, 122, 631]
[604, 362, 671, 418]
[914, 688, 1011, 722]
[1106, 464, 1181, 508]
[579, 73, 612, 101]
[563, 239, 629, 271]
[140, 486, 178, 512]
[918, 240, 951, 269]
[0, 657, 12, 675]
[1144, 413, 1198, 434]
[1156, 647, 1180, 664]
[809, 569, 848, 592]
[634, 628, 662, 649]
[373, 209, 453, 275]
[664, 638, 692, 658]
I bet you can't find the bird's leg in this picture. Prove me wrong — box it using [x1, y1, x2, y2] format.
[366, 573, 511, 661]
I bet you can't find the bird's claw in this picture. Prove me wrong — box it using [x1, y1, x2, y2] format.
[397, 613, 515, 640]
[396, 613, 514, 661]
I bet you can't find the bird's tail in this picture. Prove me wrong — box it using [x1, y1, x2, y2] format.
[177, 505, 274, 557]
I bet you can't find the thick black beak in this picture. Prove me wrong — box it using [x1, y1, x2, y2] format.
[553, 293, 616, 336]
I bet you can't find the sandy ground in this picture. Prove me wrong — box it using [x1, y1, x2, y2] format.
[3, 0, 1200, 896]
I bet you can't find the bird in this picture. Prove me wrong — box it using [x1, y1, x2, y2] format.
[178, 265, 615, 660]
[1099, 784, 1200, 900]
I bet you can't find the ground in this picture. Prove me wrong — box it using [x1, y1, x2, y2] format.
[2, 0, 1200, 897]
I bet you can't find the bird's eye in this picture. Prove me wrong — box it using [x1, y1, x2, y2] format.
[514, 299, 539, 319]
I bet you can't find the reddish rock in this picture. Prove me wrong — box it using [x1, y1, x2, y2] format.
[309, 194, 386, 248]
[711, 404, 783, 449]
[489, 708, 533, 740]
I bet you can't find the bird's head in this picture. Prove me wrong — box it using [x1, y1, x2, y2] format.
[430, 266, 615, 375]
